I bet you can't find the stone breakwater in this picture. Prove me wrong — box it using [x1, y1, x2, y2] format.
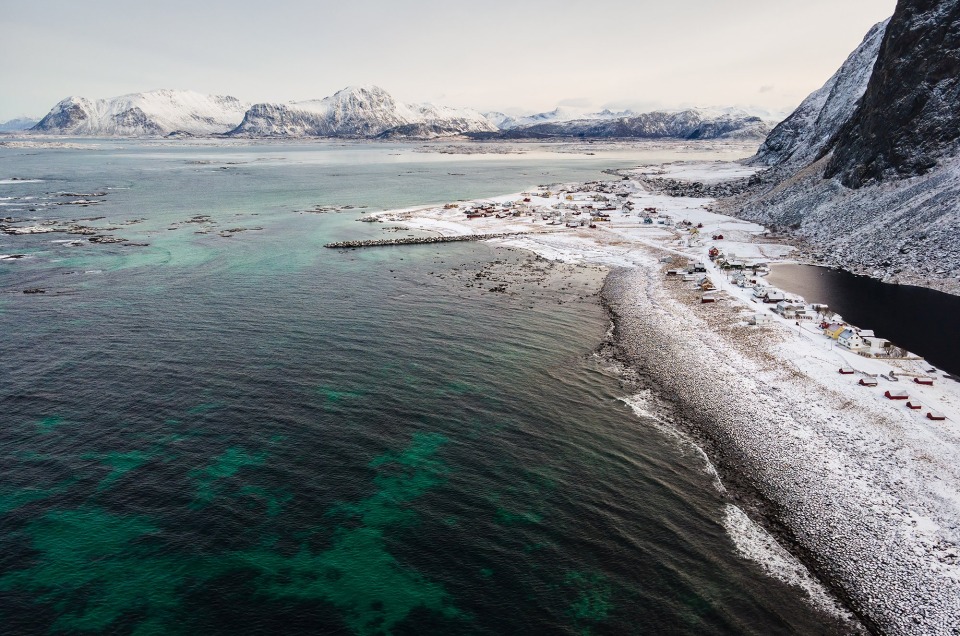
[324, 232, 530, 249]
[601, 265, 960, 636]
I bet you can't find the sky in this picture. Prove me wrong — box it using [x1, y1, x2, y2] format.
[0, 0, 897, 122]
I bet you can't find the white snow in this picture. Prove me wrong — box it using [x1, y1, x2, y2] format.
[34, 89, 249, 136]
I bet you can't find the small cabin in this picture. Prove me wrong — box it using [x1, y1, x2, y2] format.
[838, 367, 855, 375]
[884, 390, 909, 400]
[701, 292, 717, 304]
[859, 377, 878, 387]
[906, 401, 923, 410]
[927, 411, 946, 421]
[913, 377, 934, 386]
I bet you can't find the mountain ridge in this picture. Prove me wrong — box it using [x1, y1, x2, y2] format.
[729, 3, 960, 294]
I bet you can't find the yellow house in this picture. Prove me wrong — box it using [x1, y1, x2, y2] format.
[824, 323, 847, 339]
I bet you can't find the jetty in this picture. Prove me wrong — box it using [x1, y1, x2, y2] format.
[324, 232, 530, 249]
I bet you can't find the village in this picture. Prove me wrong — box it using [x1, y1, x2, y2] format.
[369, 159, 956, 432]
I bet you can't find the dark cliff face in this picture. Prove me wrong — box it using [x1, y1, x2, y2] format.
[824, 0, 960, 187]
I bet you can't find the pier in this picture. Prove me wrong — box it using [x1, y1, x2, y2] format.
[324, 232, 530, 249]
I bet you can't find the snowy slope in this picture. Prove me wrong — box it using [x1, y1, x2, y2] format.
[0, 117, 39, 132]
[229, 86, 495, 139]
[730, 9, 960, 293]
[32, 90, 249, 136]
[750, 20, 888, 167]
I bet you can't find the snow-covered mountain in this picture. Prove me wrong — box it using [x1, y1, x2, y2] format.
[484, 107, 637, 131]
[229, 86, 495, 139]
[487, 108, 770, 140]
[32, 90, 249, 136]
[0, 117, 39, 132]
[732, 7, 960, 294]
[750, 19, 888, 168]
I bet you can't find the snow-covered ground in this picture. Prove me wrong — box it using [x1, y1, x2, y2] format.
[373, 161, 960, 634]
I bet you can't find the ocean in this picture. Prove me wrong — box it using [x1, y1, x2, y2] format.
[1, 140, 841, 634]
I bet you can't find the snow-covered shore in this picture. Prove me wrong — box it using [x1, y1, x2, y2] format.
[373, 160, 960, 634]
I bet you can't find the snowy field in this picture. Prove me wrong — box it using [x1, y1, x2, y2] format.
[373, 161, 960, 634]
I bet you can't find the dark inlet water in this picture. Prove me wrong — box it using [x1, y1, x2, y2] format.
[767, 264, 960, 377]
[0, 141, 840, 634]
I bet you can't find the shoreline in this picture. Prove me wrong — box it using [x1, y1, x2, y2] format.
[372, 161, 960, 634]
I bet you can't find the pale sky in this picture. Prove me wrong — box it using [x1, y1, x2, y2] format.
[0, 0, 896, 122]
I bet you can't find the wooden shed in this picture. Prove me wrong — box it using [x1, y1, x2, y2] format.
[906, 401, 923, 410]
[927, 411, 946, 421]
[859, 377, 878, 387]
[913, 377, 934, 386]
[885, 390, 909, 400]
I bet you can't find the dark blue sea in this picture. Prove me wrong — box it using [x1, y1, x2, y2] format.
[1, 140, 843, 634]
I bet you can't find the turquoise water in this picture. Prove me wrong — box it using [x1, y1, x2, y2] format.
[0, 141, 842, 634]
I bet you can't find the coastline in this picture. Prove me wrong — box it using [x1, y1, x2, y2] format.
[372, 161, 960, 634]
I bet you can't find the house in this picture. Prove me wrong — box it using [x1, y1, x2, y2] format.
[859, 377, 878, 387]
[701, 292, 717, 303]
[774, 301, 805, 318]
[864, 336, 891, 351]
[838, 366, 855, 375]
[763, 291, 785, 304]
[751, 313, 774, 325]
[913, 377, 934, 386]
[927, 410, 947, 421]
[692, 262, 707, 273]
[823, 323, 847, 339]
[752, 285, 768, 299]
[906, 400, 923, 410]
[884, 390, 909, 400]
[838, 328, 867, 350]
[698, 277, 716, 291]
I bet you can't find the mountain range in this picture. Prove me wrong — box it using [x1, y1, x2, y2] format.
[733, 0, 960, 294]
[22, 86, 774, 141]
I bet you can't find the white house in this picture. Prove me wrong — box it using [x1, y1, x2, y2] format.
[838, 328, 867, 350]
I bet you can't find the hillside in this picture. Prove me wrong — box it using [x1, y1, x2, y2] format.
[730, 2, 960, 294]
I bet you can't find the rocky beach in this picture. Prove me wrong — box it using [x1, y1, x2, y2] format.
[377, 161, 960, 635]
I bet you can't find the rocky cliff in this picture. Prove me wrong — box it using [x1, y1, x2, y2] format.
[751, 20, 888, 168]
[825, 0, 960, 187]
[732, 2, 960, 294]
